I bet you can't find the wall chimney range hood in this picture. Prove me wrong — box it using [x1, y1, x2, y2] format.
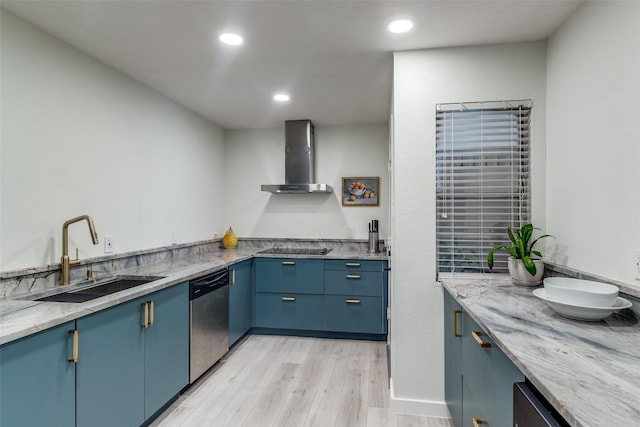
[261, 120, 333, 194]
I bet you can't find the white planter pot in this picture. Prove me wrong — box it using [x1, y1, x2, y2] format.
[507, 257, 544, 286]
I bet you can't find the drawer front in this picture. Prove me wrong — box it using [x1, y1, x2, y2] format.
[324, 270, 383, 296]
[324, 295, 385, 334]
[255, 258, 324, 294]
[325, 259, 383, 272]
[254, 293, 324, 330]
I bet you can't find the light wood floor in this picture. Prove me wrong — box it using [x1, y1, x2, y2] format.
[151, 335, 452, 427]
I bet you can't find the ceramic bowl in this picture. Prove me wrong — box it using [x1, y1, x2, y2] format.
[543, 277, 619, 307]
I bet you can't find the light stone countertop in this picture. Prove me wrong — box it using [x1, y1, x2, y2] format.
[441, 274, 640, 427]
[0, 248, 387, 346]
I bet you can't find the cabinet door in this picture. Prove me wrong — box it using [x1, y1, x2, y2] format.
[0, 321, 76, 427]
[255, 258, 324, 294]
[255, 293, 324, 330]
[229, 259, 253, 346]
[144, 282, 189, 418]
[77, 298, 145, 427]
[324, 295, 384, 334]
[444, 290, 463, 427]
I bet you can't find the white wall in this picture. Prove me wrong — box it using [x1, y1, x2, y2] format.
[0, 11, 226, 271]
[546, 1, 640, 290]
[223, 123, 389, 240]
[391, 42, 547, 415]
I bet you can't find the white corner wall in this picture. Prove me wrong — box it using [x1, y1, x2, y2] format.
[0, 11, 226, 270]
[546, 1, 640, 290]
[223, 123, 389, 240]
[391, 42, 547, 415]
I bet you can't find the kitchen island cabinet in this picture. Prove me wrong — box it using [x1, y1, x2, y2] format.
[229, 259, 253, 346]
[0, 321, 76, 427]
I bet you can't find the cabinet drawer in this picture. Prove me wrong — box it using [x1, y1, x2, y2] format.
[255, 258, 324, 294]
[255, 293, 324, 330]
[324, 295, 385, 334]
[325, 259, 383, 272]
[324, 270, 383, 296]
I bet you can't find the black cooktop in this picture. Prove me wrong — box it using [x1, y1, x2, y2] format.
[257, 247, 332, 255]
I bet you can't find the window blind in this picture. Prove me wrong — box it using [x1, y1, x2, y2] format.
[436, 101, 532, 273]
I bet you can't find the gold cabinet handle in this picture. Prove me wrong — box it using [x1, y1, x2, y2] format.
[149, 300, 154, 326]
[472, 418, 487, 427]
[231, 269, 236, 285]
[345, 263, 361, 267]
[281, 261, 296, 265]
[345, 275, 361, 279]
[281, 297, 296, 301]
[142, 302, 149, 328]
[346, 299, 361, 304]
[68, 329, 79, 363]
[453, 310, 462, 337]
[472, 331, 491, 348]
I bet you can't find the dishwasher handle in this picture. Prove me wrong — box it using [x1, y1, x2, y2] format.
[190, 269, 229, 300]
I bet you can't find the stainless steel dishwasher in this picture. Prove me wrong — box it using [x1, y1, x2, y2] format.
[189, 268, 229, 384]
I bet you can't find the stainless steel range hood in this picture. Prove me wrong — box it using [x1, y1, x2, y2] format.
[261, 120, 333, 194]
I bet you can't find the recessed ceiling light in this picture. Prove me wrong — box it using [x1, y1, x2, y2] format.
[387, 19, 413, 34]
[273, 94, 290, 102]
[219, 33, 244, 46]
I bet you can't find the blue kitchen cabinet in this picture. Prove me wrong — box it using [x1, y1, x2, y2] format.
[77, 282, 188, 427]
[0, 321, 76, 427]
[444, 288, 524, 427]
[324, 259, 388, 335]
[254, 258, 325, 330]
[76, 296, 146, 427]
[144, 281, 189, 418]
[229, 259, 253, 346]
[254, 258, 324, 294]
[255, 293, 324, 330]
[443, 290, 463, 427]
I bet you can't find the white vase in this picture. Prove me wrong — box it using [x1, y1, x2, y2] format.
[507, 257, 544, 286]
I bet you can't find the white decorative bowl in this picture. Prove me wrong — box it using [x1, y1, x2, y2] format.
[543, 277, 619, 307]
[533, 289, 631, 321]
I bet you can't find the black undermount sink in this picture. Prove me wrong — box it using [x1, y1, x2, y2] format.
[35, 276, 164, 303]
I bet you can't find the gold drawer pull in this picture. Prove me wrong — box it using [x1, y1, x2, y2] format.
[453, 310, 462, 337]
[472, 331, 491, 348]
[346, 299, 361, 304]
[231, 268, 236, 285]
[281, 297, 296, 301]
[346, 275, 361, 279]
[281, 261, 296, 265]
[142, 302, 149, 328]
[472, 418, 487, 427]
[345, 263, 361, 267]
[68, 330, 79, 363]
[149, 300, 154, 326]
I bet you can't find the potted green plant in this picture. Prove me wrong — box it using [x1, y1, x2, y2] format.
[487, 223, 553, 286]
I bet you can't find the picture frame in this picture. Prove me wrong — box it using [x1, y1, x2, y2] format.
[341, 176, 380, 207]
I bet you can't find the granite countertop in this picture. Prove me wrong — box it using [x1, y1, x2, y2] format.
[0, 248, 387, 346]
[441, 275, 640, 427]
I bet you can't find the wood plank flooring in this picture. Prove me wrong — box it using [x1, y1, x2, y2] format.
[151, 335, 452, 427]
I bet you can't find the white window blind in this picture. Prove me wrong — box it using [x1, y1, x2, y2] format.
[436, 100, 532, 273]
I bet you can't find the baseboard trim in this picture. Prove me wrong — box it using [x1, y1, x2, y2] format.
[389, 378, 451, 418]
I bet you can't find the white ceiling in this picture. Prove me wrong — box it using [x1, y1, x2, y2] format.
[2, 0, 584, 129]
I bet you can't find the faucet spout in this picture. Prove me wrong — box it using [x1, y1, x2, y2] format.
[61, 215, 99, 285]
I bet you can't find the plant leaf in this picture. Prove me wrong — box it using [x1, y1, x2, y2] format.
[487, 245, 504, 269]
[508, 247, 517, 258]
[516, 237, 525, 259]
[521, 224, 533, 246]
[529, 234, 554, 253]
[531, 250, 542, 258]
[523, 255, 537, 276]
[507, 227, 516, 245]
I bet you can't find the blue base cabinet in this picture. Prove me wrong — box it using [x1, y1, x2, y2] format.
[444, 288, 524, 427]
[0, 321, 76, 427]
[324, 259, 387, 335]
[144, 282, 189, 418]
[77, 282, 188, 427]
[254, 258, 388, 337]
[229, 259, 253, 346]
